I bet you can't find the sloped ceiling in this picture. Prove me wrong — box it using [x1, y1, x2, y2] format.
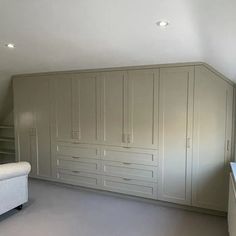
[0, 0, 235, 82]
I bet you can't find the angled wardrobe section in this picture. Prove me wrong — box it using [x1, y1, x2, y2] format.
[13, 63, 234, 212]
[192, 66, 233, 211]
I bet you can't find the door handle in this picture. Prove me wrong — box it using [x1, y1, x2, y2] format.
[72, 131, 80, 139]
[127, 134, 131, 143]
[187, 137, 191, 148]
[122, 133, 126, 143]
[29, 128, 36, 136]
[227, 140, 231, 151]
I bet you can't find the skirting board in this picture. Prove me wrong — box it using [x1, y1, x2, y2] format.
[29, 176, 227, 217]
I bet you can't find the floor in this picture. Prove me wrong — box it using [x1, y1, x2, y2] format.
[0, 179, 229, 236]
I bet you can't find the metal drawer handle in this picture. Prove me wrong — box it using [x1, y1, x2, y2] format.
[72, 170, 80, 174]
[123, 146, 131, 149]
[123, 162, 131, 165]
[72, 156, 80, 159]
[123, 178, 131, 181]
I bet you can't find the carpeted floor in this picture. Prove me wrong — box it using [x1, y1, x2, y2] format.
[0, 179, 228, 236]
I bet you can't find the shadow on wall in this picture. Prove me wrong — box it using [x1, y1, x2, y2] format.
[184, 0, 236, 80]
[0, 73, 13, 125]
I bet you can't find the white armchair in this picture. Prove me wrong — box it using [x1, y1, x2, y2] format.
[0, 162, 31, 215]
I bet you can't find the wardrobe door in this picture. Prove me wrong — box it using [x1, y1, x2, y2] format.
[127, 69, 159, 149]
[14, 78, 37, 176]
[100, 71, 128, 146]
[50, 76, 73, 142]
[158, 67, 194, 205]
[192, 66, 233, 211]
[14, 77, 51, 178]
[72, 73, 100, 144]
[33, 77, 51, 177]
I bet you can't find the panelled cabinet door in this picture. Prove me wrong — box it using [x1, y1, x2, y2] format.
[50, 76, 73, 142]
[14, 77, 51, 178]
[158, 67, 194, 205]
[72, 73, 100, 144]
[14, 78, 37, 176]
[33, 77, 51, 178]
[192, 66, 233, 211]
[100, 71, 128, 146]
[127, 69, 159, 149]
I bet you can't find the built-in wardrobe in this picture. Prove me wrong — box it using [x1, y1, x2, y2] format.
[13, 63, 234, 212]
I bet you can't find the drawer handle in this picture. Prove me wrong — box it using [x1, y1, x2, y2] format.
[123, 146, 131, 149]
[72, 156, 80, 159]
[123, 178, 131, 181]
[72, 170, 80, 174]
[123, 162, 131, 165]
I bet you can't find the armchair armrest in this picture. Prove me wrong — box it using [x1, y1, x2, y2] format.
[0, 162, 31, 180]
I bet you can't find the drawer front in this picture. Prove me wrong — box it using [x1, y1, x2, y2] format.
[102, 176, 158, 199]
[57, 169, 101, 188]
[102, 161, 157, 182]
[56, 155, 101, 173]
[101, 147, 158, 166]
[56, 143, 100, 159]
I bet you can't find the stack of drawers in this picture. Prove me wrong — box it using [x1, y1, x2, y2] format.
[53, 143, 158, 199]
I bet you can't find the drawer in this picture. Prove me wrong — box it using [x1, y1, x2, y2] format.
[102, 176, 158, 199]
[102, 161, 157, 182]
[101, 147, 158, 166]
[56, 143, 100, 159]
[56, 155, 101, 173]
[57, 169, 102, 188]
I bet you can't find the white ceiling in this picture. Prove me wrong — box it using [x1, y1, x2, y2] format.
[0, 0, 236, 81]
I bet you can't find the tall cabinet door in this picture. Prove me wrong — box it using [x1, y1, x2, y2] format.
[100, 71, 128, 146]
[33, 77, 51, 177]
[72, 73, 100, 144]
[50, 76, 73, 142]
[14, 77, 51, 178]
[158, 67, 194, 205]
[192, 66, 233, 211]
[127, 69, 159, 149]
[14, 78, 36, 176]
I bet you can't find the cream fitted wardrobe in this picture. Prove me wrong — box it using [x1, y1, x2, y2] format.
[13, 63, 234, 212]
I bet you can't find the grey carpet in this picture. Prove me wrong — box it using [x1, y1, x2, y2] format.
[0, 179, 228, 236]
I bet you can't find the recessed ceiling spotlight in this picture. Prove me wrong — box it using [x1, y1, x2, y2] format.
[6, 43, 15, 49]
[156, 20, 169, 28]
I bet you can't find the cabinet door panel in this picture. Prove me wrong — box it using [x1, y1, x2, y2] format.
[14, 77, 51, 177]
[72, 73, 100, 143]
[50, 76, 73, 142]
[14, 78, 36, 176]
[33, 77, 51, 177]
[158, 67, 194, 205]
[192, 66, 233, 211]
[127, 69, 159, 149]
[100, 71, 127, 146]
